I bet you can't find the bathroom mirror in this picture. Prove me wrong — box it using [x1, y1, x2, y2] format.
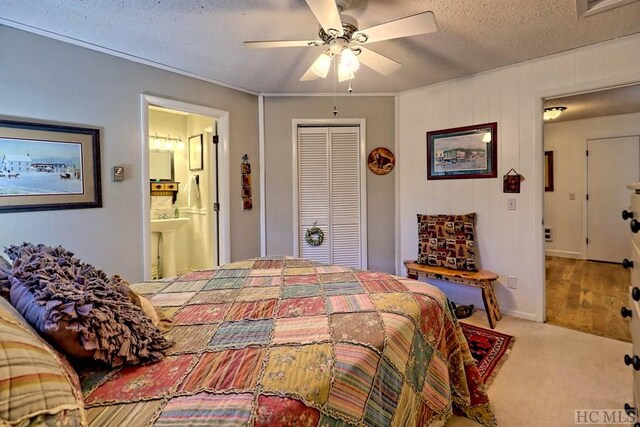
[150, 150, 174, 181]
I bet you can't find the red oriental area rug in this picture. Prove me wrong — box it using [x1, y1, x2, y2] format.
[460, 322, 514, 386]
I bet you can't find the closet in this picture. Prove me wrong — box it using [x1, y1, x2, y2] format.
[295, 126, 366, 269]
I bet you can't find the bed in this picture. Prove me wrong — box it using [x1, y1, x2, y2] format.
[76, 256, 495, 427]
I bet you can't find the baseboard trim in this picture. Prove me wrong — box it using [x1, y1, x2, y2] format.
[415, 275, 538, 322]
[451, 296, 537, 322]
[545, 250, 583, 259]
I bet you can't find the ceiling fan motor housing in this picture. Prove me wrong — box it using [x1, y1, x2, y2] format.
[319, 14, 359, 44]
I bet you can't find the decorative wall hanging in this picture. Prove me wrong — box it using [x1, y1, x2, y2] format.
[544, 151, 554, 192]
[188, 134, 203, 171]
[426, 122, 497, 180]
[0, 118, 102, 213]
[241, 154, 252, 210]
[503, 168, 524, 193]
[367, 147, 395, 175]
[305, 223, 324, 246]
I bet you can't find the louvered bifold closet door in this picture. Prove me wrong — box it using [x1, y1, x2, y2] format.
[298, 127, 330, 264]
[329, 127, 361, 268]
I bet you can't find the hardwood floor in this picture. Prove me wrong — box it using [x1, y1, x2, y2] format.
[546, 256, 631, 342]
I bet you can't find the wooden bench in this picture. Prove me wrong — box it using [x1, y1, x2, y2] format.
[404, 261, 502, 329]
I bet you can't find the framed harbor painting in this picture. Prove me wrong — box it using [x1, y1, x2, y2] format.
[427, 122, 497, 180]
[0, 118, 102, 213]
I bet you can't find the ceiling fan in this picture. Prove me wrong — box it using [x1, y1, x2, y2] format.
[244, 0, 437, 83]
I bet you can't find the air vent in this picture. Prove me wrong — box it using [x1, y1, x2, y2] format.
[545, 227, 553, 242]
[576, 0, 639, 17]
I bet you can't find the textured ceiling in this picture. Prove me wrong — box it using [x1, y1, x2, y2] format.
[1, 0, 640, 94]
[545, 84, 640, 122]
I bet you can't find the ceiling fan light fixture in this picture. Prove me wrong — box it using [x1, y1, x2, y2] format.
[543, 106, 567, 120]
[311, 52, 332, 78]
[338, 62, 355, 82]
[340, 47, 360, 73]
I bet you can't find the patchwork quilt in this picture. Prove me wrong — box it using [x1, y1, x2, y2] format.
[80, 257, 496, 427]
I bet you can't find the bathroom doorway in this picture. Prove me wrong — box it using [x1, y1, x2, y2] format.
[141, 95, 230, 280]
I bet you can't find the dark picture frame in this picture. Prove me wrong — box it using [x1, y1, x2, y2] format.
[545, 151, 554, 192]
[427, 122, 497, 180]
[0, 118, 101, 213]
[189, 134, 203, 171]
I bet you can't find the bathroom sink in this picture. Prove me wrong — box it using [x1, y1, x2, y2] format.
[151, 217, 190, 278]
[150, 217, 190, 233]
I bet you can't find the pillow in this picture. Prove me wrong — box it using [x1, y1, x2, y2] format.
[0, 297, 86, 426]
[416, 213, 478, 271]
[6, 243, 173, 367]
[0, 253, 11, 301]
[112, 274, 160, 326]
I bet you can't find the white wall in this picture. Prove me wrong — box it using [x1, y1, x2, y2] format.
[0, 25, 260, 282]
[398, 33, 640, 321]
[544, 112, 640, 258]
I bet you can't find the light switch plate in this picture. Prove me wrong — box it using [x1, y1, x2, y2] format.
[507, 198, 516, 210]
[112, 166, 125, 182]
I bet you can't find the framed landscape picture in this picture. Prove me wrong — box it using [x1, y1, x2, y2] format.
[0, 119, 101, 213]
[427, 122, 497, 180]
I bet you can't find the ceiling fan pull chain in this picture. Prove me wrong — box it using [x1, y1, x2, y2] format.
[333, 56, 338, 116]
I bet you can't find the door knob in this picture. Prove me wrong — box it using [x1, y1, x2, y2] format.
[623, 210, 634, 220]
[625, 354, 640, 370]
[622, 307, 633, 318]
[623, 259, 635, 269]
[632, 219, 640, 233]
[625, 403, 636, 416]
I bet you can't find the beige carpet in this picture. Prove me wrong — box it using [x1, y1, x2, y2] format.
[446, 310, 632, 426]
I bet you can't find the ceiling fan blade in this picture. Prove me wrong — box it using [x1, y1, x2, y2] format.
[354, 11, 437, 44]
[305, 0, 343, 35]
[357, 47, 401, 76]
[244, 40, 323, 48]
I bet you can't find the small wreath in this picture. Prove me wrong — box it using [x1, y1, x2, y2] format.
[305, 226, 324, 246]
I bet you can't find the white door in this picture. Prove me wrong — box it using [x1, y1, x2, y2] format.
[296, 126, 364, 268]
[587, 136, 640, 262]
[329, 127, 362, 267]
[298, 127, 331, 265]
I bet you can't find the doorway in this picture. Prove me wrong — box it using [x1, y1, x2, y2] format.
[141, 95, 231, 280]
[543, 84, 640, 341]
